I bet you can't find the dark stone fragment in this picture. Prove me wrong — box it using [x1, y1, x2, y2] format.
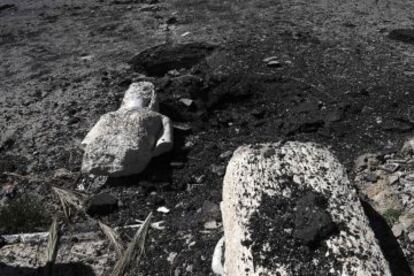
[86, 193, 118, 216]
[293, 191, 338, 248]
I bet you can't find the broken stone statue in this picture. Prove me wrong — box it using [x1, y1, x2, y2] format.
[212, 141, 391, 275]
[81, 82, 173, 177]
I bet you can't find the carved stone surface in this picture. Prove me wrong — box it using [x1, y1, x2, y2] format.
[81, 82, 172, 177]
[220, 142, 391, 275]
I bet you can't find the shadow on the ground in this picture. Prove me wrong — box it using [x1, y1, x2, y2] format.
[361, 200, 412, 276]
[106, 128, 189, 191]
[0, 262, 95, 276]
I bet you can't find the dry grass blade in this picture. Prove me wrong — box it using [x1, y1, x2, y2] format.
[99, 221, 125, 258]
[44, 218, 59, 276]
[112, 212, 152, 276]
[52, 186, 88, 219]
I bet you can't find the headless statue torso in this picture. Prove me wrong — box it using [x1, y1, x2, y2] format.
[81, 82, 173, 177]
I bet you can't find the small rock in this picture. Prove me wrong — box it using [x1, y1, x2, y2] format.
[194, 175, 205, 184]
[168, 69, 180, 77]
[364, 173, 378, 183]
[354, 153, 378, 172]
[263, 56, 278, 63]
[388, 175, 399, 185]
[157, 206, 170, 214]
[267, 60, 282, 67]
[408, 231, 414, 242]
[53, 168, 72, 178]
[2, 183, 16, 199]
[86, 193, 118, 216]
[392, 223, 404, 237]
[167, 252, 177, 264]
[379, 163, 399, 173]
[210, 164, 226, 177]
[219, 151, 233, 160]
[204, 220, 220, 229]
[80, 55, 94, 61]
[172, 122, 192, 131]
[179, 98, 194, 107]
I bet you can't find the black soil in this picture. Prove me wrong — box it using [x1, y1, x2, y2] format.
[244, 185, 340, 275]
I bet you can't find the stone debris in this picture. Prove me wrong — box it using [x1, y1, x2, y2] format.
[81, 82, 173, 177]
[217, 142, 391, 275]
[354, 138, 414, 272]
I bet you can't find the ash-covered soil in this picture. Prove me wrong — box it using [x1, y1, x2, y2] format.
[2, 0, 414, 275]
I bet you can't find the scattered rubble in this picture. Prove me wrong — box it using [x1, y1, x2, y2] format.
[354, 138, 414, 271]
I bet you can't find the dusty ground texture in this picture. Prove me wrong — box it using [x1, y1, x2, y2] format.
[2, 0, 414, 275]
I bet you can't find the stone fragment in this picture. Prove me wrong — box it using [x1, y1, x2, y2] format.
[53, 168, 72, 178]
[218, 142, 391, 275]
[204, 220, 220, 230]
[263, 56, 278, 63]
[81, 82, 173, 177]
[388, 175, 399, 185]
[157, 206, 170, 214]
[219, 151, 233, 160]
[409, 232, 414, 242]
[179, 98, 194, 107]
[380, 163, 400, 173]
[392, 223, 404, 237]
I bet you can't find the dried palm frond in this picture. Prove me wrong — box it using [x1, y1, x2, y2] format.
[99, 220, 125, 257]
[52, 186, 88, 220]
[112, 212, 152, 276]
[44, 218, 60, 276]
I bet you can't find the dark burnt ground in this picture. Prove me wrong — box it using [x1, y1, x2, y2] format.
[1, 0, 414, 275]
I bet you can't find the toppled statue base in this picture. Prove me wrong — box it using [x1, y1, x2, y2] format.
[81, 82, 173, 177]
[215, 141, 392, 276]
